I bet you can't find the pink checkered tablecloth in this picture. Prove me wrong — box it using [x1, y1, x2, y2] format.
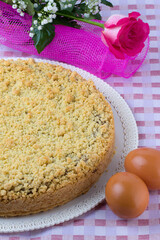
[0, 0, 160, 239]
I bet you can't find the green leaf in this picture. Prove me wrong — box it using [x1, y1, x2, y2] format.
[72, 3, 85, 18]
[101, 0, 113, 7]
[34, 4, 44, 12]
[54, 0, 61, 9]
[90, 12, 102, 20]
[53, 16, 81, 29]
[57, 9, 82, 20]
[58, 9, 75, 17]
[24, 0, 35, 16]
[33, 23, 55, 54]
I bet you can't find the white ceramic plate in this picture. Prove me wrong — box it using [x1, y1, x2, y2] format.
[0, 58, 138, 233]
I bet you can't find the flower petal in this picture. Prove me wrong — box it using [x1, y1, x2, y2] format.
[102, 11, 149, 59]
[101, 32, 109, 47]
[102, 26, 121, 44]
[104, 14, 125, 28]
[101, 32, 125, 59]
[129, 12, 141, 19]
[117, 17, 130, 26]
[118, 19, 150, 56]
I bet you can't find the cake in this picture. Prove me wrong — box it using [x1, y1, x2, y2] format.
[0, 58, 114, 216]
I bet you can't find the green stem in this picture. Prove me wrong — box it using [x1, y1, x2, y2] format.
[56, 12, 104, 29]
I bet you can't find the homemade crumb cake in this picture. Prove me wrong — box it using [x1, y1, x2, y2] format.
[0, 58, 114, 216]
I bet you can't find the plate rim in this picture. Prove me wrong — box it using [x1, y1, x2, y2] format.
[0, 57, 138, 232]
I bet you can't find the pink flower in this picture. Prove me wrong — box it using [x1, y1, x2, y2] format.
[101, 12, 150, 59]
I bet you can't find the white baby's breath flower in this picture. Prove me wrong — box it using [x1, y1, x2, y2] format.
[59, 0, 74, 10]
[41, 19, 48, 25]
[50, 14, 56, 19]
[84, 0, 100, 16]
[84, 13, 90, 18]
[34, 3, 38, 8]
[44, 6, 48, 11]
[17, 8, 21, 13]
[38, 26, 42, 30]
[52, 6, 58, 12]
[48, 18, 53, 23]
[47, 5, 53, 10]
[12, 4, 17, 9]
[12, 0, 27, 16]
[33, 20, 38, 25]
[20, 11, 24, 16]
[29, 32, 34, 38]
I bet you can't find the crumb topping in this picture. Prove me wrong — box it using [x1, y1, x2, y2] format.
[0, 59, 114, 201]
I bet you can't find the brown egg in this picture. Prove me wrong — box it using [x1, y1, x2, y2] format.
[105, 172, 149, 219]
[125, 148, 160, 190]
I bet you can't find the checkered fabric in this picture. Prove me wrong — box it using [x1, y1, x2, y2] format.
[0, 0, 160, 239]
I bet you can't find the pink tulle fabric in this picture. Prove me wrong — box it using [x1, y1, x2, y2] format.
[0, 2, 149, 79]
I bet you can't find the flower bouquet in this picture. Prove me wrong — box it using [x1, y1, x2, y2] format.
[0, 0, 150, 78]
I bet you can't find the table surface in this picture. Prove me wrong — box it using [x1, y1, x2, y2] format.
[0, 0, 160, 239]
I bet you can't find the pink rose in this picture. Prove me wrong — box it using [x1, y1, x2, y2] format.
[101, 12, 150, 59]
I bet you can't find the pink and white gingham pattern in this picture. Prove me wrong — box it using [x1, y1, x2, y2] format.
[0, 0, 160, 239]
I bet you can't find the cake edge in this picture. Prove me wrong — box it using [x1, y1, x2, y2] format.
[0, 124, 114, 217]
